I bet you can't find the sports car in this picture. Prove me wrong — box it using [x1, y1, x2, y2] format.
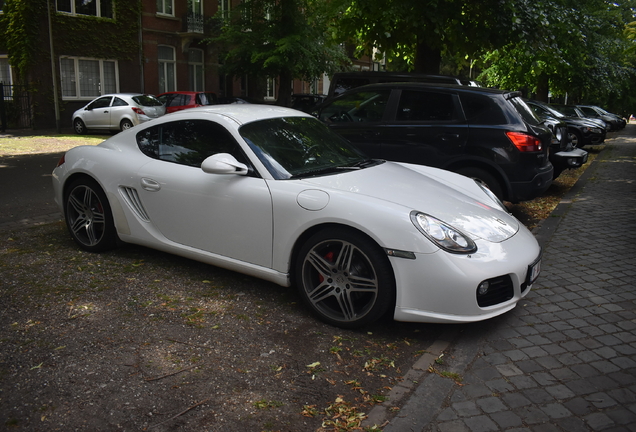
[52, 105, 541, 328]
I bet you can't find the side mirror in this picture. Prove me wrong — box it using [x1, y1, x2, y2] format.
[201, 153, 248, 175]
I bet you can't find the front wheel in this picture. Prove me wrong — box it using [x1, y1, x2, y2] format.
[73, 118, 86, 135]
[569, 130, 583, 148]
[64, 178, 118, 252]
[295, 228, 395, 328]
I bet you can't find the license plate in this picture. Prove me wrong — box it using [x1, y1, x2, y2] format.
[526, 256, 542, 285]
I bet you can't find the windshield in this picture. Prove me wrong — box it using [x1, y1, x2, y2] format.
[134, 95, 163, 107]
[239, 117, 369, 179]
[553, 105, 578, 116]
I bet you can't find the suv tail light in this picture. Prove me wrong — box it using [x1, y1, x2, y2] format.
[132, 107, 146, 115]
[506, 132, 543, 152]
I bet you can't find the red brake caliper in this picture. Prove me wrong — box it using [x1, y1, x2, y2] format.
[318, 251, 334, 284]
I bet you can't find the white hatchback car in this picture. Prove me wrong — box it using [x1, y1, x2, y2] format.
[53, 105, 541, 328]
[72, 93, 165, 134]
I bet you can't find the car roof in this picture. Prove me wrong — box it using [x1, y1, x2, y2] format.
[165, 104, 308, 125]
[336, 81, 514, 97]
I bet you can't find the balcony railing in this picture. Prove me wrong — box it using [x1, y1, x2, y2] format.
[184, 11, 204, 34]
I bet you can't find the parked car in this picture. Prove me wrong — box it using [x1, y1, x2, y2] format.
[52, 105, 541, 328]
[576, 105, 626, 131]
[290, 93, 327, 112]
[315, 82, 554, 202]
[217, 96, 259, 104]
[525, 100, 589, 178]
[526, 100, 605, 147]
[157, 91, 217, 113]
[326, 71, 466, 100]
[550, 104, 610, 133]
[72, 93, 165, 134]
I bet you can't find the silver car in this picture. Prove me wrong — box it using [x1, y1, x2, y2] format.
[72, 93, 165, 134]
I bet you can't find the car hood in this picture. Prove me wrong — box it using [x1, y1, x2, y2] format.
[301, 162, 520, 243]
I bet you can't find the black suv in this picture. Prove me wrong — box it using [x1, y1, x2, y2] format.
[315, 82, 554, 202]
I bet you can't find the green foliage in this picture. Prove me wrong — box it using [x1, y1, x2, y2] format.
[1, 0, 46, 80]
[208, 0, 350, 103]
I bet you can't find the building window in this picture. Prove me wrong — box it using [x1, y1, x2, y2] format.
[219, 0, 231, 19]
[57, 0, 113, 18]
[156, 0, 174, 16]
[188, 49, 204, 91]
[60, 57, 119, 99]
[265, 77, 276, 101]
[0, 57, 12, 85]
[158, 46, 176, 93]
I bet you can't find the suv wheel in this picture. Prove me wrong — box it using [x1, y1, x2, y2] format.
[455, 167, 504, 200]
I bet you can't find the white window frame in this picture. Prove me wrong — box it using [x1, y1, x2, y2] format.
[188, 49, 204, 92]
[59, 56, 120, 100]
[219, 0, 231, 19]
[158, 45, 177, 94]
[189, 0, 202, 14]
[0, 56, 12, 86]
[265, 77, 276, 101]
[56, 0, 114, 18]
[156, 0, 174, 16]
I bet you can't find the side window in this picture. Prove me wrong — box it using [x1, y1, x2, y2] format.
[167, 94, 186, 107]
[396, 91, 458, 122]
[112, 97, 128, 107]
[136, 120, 247, 168]
[459, 93, 507, 125]
[319, 90, 390, 123]
[87, 96, 112, 110]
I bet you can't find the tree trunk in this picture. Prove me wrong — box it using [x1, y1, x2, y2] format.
[535, 73, 549, 102]
[413, 42, 441, 74]
[277, 69, 293, 107]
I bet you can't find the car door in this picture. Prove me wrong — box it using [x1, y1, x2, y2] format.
[378, 89, 468, 167]
[82, 96, 113, 129]
[108, 96, 131, 128]
[134, 119, 274, 267]
[317, 89, 391, 156]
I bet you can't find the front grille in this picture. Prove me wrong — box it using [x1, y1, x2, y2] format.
[476, 275, 514, 307]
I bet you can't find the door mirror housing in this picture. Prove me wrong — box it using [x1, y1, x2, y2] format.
[201, 153, 248, 175]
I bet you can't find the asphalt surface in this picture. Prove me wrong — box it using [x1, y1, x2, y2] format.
[2, 126, 635, 431]
[369, 125, 636, 431]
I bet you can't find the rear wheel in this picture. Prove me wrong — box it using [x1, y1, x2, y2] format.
[295, 228, 395, 328]
[455, 167, 504, 200]
[64, 178, 118, 252]
[120, 119, 134, 131]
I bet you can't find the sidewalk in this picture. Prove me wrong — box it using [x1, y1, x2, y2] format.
[386, 126, 636, 431]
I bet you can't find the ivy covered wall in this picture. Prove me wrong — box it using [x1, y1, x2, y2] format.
[0, 0, 143, 129]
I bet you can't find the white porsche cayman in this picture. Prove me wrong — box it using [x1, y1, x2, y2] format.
[52, 105, 541, 328]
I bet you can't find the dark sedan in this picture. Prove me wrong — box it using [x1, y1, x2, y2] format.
[526, 100, 605, 148]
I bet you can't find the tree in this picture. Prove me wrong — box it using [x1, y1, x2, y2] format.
[477, 0, 636, 105]
[330, 0, 517, 74]
[208, 0, 350, 106]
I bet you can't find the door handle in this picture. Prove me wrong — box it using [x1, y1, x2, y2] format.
[438, 133, 460, 140]
[141, 178, 161, 192]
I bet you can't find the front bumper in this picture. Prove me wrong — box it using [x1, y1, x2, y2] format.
[391, 228, 541, 323]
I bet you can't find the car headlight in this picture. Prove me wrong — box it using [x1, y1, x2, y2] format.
[474, 179, 508, 212]
[410, 212, 477, 254]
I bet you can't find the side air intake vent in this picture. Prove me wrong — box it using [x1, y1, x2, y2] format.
[119, 187, 150, 222]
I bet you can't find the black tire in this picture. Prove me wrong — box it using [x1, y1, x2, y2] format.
[569, 130, 583, 148]
[64, 177, 118, 252]
[455, 167, 504, 200]
[73, 118, 86, 135]
[120, 119, 134, 131]
[295, 228, 395, 328]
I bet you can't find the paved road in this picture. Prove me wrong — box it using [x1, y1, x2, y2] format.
[0, 152, 63, 230]
[378, 126, 636, 431]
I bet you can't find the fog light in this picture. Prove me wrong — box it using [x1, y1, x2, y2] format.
[568, 158, 578, 166]
[477, 281, 490, 296]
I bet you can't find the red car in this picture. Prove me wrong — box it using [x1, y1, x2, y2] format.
[157, 91, 218, 113]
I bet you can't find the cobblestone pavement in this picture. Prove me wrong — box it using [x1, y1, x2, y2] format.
[384, 126, 636, 432]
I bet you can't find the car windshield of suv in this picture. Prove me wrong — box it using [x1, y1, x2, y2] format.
[553, 105, 577, 116]
[196, 93, 217, 105]
[134, 95, 163, 107]
[240, 117, 372, 180]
